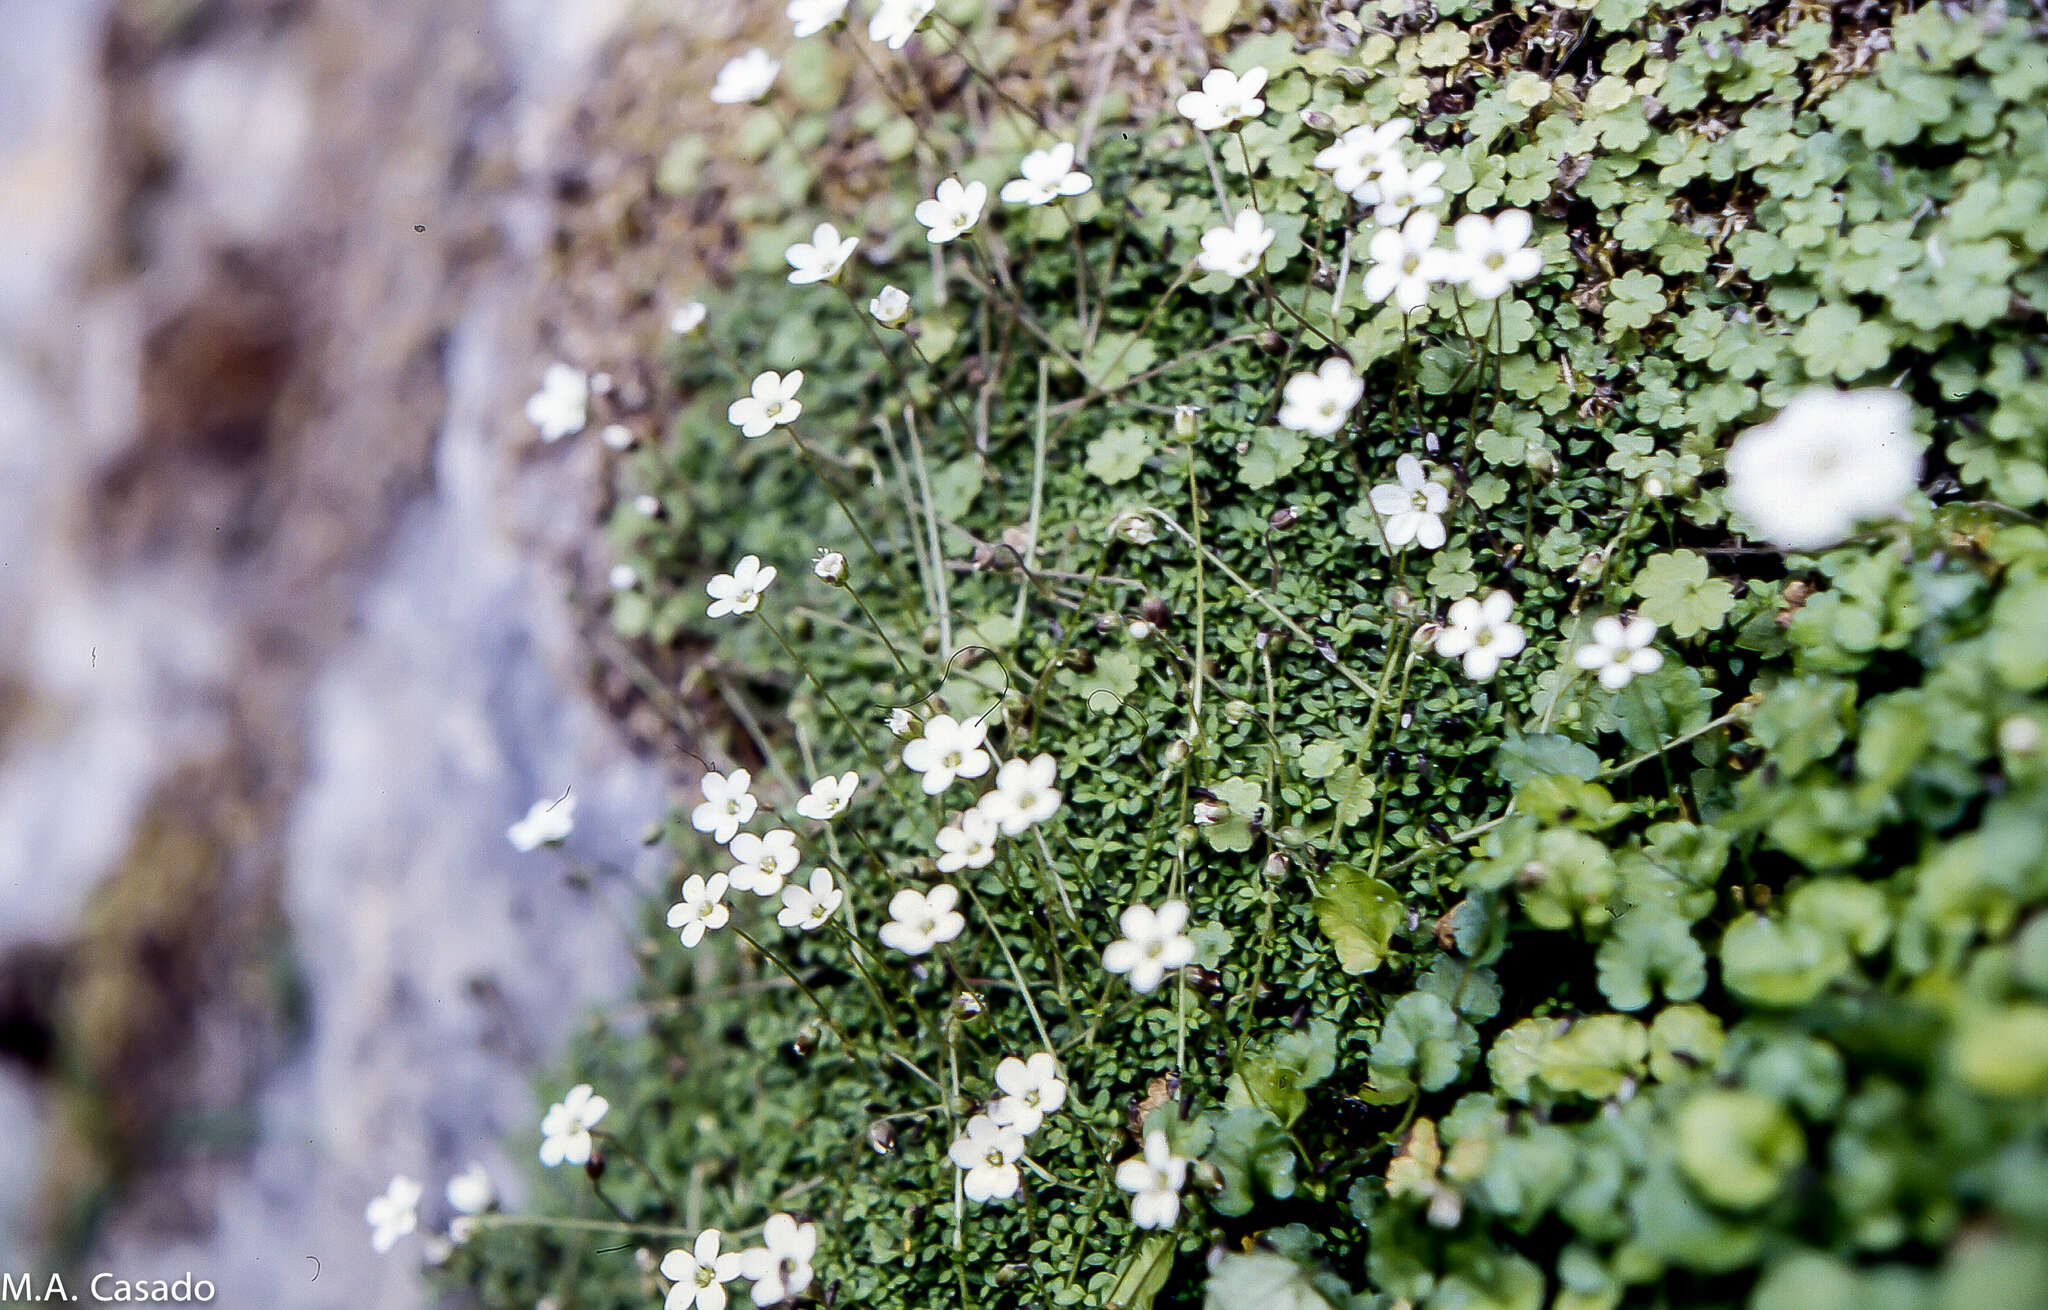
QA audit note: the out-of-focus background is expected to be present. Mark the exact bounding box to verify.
[0,0,706,1303]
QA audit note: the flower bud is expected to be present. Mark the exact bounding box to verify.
[1128,619,1156,641]
[2000,714,2043,755]
[1193,798,1227,826]
[1525,442,1557,477]
[1109,510,1157,544]
[869,284,912,327]
[1298,108,1334,132]
[812,549,848,584]
[1642,475,1666,499]
[1164,737,1191,766]
[1269,505,1299,530]
[633,493,663,518]
[885,706,918,738]
[1174,405,1202,438]
[1223,699,1254,724]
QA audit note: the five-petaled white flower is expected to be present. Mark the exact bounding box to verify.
[867,0,934,48]
[1176,67,1267,132]
[879,883,965,956]
[787,0,847,38]
[1115,1130,1189,1229]
[526,362,588,442]
[1364,212,1449,316]
[915,176,987,244]
[1445,210,1544,300]
[935,808,1000,873]
[692,768,758,844]
[1102,900,1195,994]
[988,1052,1068,1135]
[1195,210,1277,281]
[661,1229,746,1310]
[868,284,911,327]
[539,1083,608,1167]
[778,868,844,931]
[949,1113,1027,1202]
[1360,155,1445,227]
[1277,357,1364,436]
[668,873,733,948]
[366,1175,422,1254]
[1000,143,1092,206]
[1313,118,1410,194]
[1724,387,1922,551]
[507,792,576,852]
[706,554,777,618]
[1574,615,1665,690]
[740,1213,818,1306]
[710,48,779,104]
[1434,590,1527,681]
[1368,454,1450,551]
[727,828,801,896]
[446,1162,494,1217]
[728,369,804,437]
[900,713,991,793]
[785,222,858,285]
[979,753,1061,835]
[670,300,708,335]
[796,770,858,821]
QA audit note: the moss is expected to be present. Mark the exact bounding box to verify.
[450,2,2048,1308]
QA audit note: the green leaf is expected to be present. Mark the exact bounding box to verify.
[1205,1105,1298,1215]
[1632,550,1735,638]
[1107,1234,1177,1310]
[1085,425,1153,484]
[1369,992,1478,1098]
[1314,865,1402,974]
[1201,776,1265,853]
[1496,733,1603,784]
[1676,1090,1805,1208]
[1204,1251,1336,1310]
[1240,427,1309,489]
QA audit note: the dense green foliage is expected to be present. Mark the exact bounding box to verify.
[447,1,2048,1307]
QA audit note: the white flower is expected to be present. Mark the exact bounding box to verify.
[949,1113,1026,1202]
[1110,510,1157,545]
[711,48,779,104]
[1115,1130,1189,1230]
[868,285,911,327]
[728,828,801,896]
[661,1229,745,1310]
[778,868,844,931]
[609,563,640,591]
[915,177,987,244]
[601,423,637,451]
[788,0,848,37]
[446,1162,494,1216]
[1434,590,1527,681]
[879,883,965,956]
[1363,212,1449,316]
[692,768,758,844]
[867,0,934,48]
[667,873,733,948]
[739,1214,818,1306]
[884,707,916,738]
[900,713,991,793]
[1313,119,1409,194]
[669,300,708,335]
[1444,210,1543,300]
[785,221,859,285]
[727,369,804,437]
[636,493,664,517]
[812,548,848,582]
[1368,454,1450,551]
[525,363,588,442]
[1724,388,1922,551]
[539,1084,609,1167]
[1102,900,1195,994]
[1000,143,1092,206]
[706,554,777,618]
[988,1052,1068,1135]
[796,770,858,820]
[1360,155,1445,226]
[1176,67,1267,132]
[1195,210,1277,280]
[507,793,576,852]
[1573,615,1665,690]
[1277,357,1364,436]
[366,1175,422,1254]
[935,808,1000,873]
[979,753,1060,835]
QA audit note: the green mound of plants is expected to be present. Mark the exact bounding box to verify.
[435,1,2048,1307]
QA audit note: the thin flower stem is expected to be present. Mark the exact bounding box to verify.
[468,1213,699,1240]
[753,611,891,779]
[592,1131,681,1213]
[786,428,912,597]
[930,14,1044,131]
[957,878,1056,1052]
[1012,361,1051,630]
[828,919,910,1043]
[1234,128,1262,215]
[845,580,917,679]
[902,406,954,658]
[841,282,983,457]
[730,924,859,1056]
